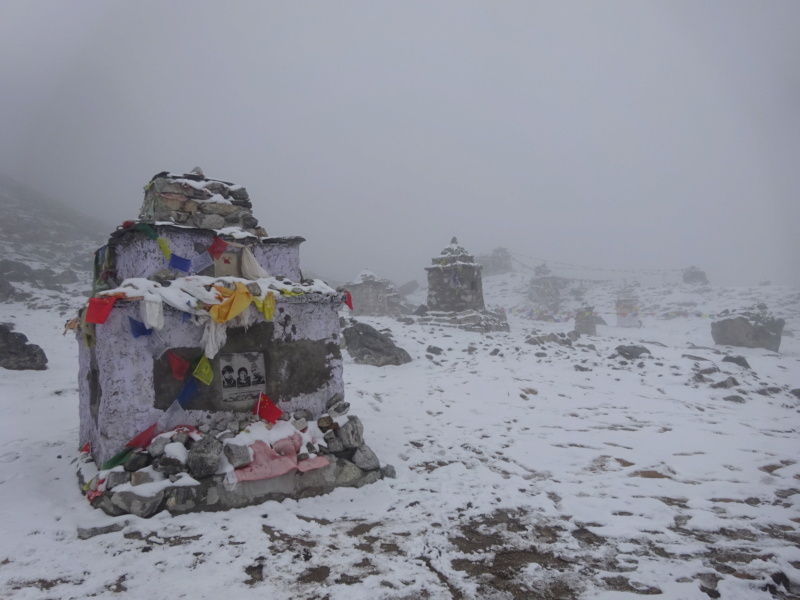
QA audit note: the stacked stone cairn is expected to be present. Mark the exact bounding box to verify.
[80,399,393,518]
[138,167,268,237]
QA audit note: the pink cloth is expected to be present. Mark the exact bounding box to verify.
[234,435,330,482]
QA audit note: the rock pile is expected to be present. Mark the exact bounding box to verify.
[416,309,510,333]
[0,323,47,370]
[138,168,267,237]
[342,321,412,366]
[81,402,392,518]
[711,314,784,352]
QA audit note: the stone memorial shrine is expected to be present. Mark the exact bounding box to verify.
[341,270,395,317]
[419,238,508,333]
[75,169,390,518]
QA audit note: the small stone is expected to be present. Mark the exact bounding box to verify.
[338,416,364,449]
[616,345,651,360]
[105,469,131,490]
[318,415,334,431]
[147,437,169,458]
[297,453,310,462]
[326,393,344,409]
[172,432,189,446]
[149,268,176,284]
[352,445,380,471]
[293,418,308,431]
[226,421,240,433]
[110,490,165,518]
[77,520,129,540]
[278,412,291,421]
[245,283,262,297]
[123,452,149,472]
[293,409,313,421]
[198,424,211,434]
[426,345,443,355]
[723,395,746,403]
[306,442,318,454]
[722,355,751,369]
[131,468,161,486]
[187,435,223,479]
[535,352,547,358]
[322,430,344,454]
[223,443,252,469]
[329,402,350,417]
[711,376,739,389]
[380,464,397,479]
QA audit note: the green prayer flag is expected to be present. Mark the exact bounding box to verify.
[100,447,132,471]
[135,223,159,240]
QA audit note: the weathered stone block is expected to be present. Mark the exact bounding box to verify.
[187,435,223,479]
[352,445,380,471]
[338,416,364,449]
[110,490,165,519]
[223,443,252,469]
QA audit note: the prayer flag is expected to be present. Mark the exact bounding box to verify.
[157,238,172,259]
[209,282,253,323]
[126,423,157,449]
[100,448,132,471]
[191,251,214,273]
[176,377,198,408]
[80,442,90,454]
[167,350,191,380]
[135,223,159,240]
[207,236,228,260]
[168,253,192,273]
[253,393,282,424]
[344,291,353,310]
[263,292,275,320]
[85,296,118,324]
[129,316,153,338]
[193,355,213,385]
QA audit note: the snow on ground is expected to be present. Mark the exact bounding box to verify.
[0,274,799,599]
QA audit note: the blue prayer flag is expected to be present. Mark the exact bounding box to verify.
[129,316,153,338]
[169,253,192,273]
[176,377,198,408]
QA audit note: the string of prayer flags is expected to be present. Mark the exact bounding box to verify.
[168,253,192,273]
[193,355,214,385]
[344,290,353,310]
[176,377,199,408]
[157,237,172,259]
[129,316,153,338]
[125,423,158,449]
[85,296,118,324]
[253,393,282,424]
[100,447,133,471]
[207,236,228,260]
[209,282,253,323]
[191,251,214,273]
[167,350,191,380]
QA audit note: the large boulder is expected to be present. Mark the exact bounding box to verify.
[342,322,412,366]
[711,316,784,352]
[0,323,48,370]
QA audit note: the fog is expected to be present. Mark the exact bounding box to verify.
[2,1,799,287]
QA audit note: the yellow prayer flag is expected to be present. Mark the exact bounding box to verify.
[157,238,172,259]
[263,292,275,320]
[280,289,303,297]
[193,355,213,385]
[209,282,253,323]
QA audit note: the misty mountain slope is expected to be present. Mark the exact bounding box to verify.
[0,173,108,313]
[0,273,798,599]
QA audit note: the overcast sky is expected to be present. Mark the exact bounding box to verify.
[1,1,798,287]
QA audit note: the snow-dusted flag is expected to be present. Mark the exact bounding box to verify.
[128,317,153,338]
[207,236,228,260]
[191,251,214,273]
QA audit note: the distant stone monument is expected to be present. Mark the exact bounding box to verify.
[616,289,641,328]
[574,306,597,336]
[342,270,394,317]
[425,237,485,312]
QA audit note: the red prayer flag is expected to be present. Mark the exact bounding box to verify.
[253,393,283,424]
[207,236,229,260]
[85,296,118,324]
[80,442,90,453]
[126,423,158,449]
[167,350,191,380]
[344,291,353,310]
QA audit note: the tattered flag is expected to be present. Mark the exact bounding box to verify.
[85,296,118,324]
